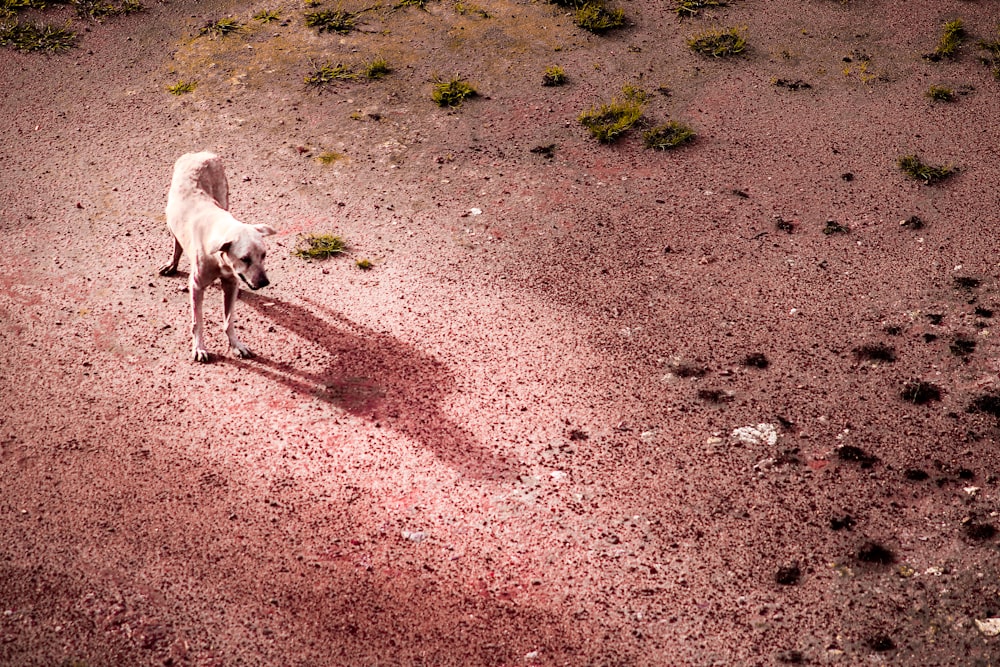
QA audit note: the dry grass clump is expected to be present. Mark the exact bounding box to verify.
[432,77,477,107]
[294,234,347,259]
[675,0,725,17]
[579,85,646,143]
[305,9,358,33]
[924,18,965,61]
[166,80,197,94]
[688,26,746,57]
[897,154,955,184]
[542,65,566,86]
[643,121,695,150]
[0,19,76,51]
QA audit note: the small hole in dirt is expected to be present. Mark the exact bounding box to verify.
[868,635,895,652]
[674,362,707,378]
[858,542,895,565]
[975,306,994,318]
[957,468,974,480]
[853,343,896,362]
[901,215,923,229]
[775,218,795,234]
[923,333,938,343]
[926,314,944,325]
[904,468,929,481]
[697,389,733,404]
[742,352,769,369]
[950,337,977,357]
[840,172,854,182]
[884,325,902,336]
[568,429,589,441]
[965,523,998,541]
[837,445,878,468]
[900,380,942,405]
[968,392,1000,418]
[830,515,855,531]
[775,565,801,585]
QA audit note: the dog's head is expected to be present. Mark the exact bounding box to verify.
[217,223,276,290]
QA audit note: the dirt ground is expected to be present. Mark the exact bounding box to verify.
[2,0,1000,664]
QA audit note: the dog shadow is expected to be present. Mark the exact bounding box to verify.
[231,291,518,481]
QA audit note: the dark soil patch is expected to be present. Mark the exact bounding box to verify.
[742,352,769,369]
[852,343,896,362]
[900,380,942,405]
[837,445,878,468]
[904,468,929,481]
[774,565,801,585]
[949,337,976,357]
[830,515,856,531]
[965,523,998,541]
[857,542,895,565]
[968,392,1000,418]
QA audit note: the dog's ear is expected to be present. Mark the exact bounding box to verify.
[218,241,232,254]
[254,224,277,237]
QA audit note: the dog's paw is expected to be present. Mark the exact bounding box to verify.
[232,344,253,359]
[192,348,210,363]
[158,264,178,276]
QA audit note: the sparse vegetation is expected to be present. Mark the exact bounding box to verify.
[574,2,624,34]
[675,0,724,18]
[925,85,955,101]
[166,80,197,95]
[643,121,696,150]
[897,154,955,184]
[431,77,477,107]
[978,30,1000,78]
[397,0,428,8]
[316,151,344,164]
[305,62,357,86]
[305,9,358,33]
[924,18,965,61]
[823,220,849,235]
[74,0,143,20]
[200,17,241,37]
[0,20,76,51]
[542,65,566,86]
[773,78,811,90]
[253,9,280,22]
[294,233,346,259]
[364,57,391,79]
[455,1,489,17]
[688,26,746,57]
[356,258,373,270]
[579,85,646,143]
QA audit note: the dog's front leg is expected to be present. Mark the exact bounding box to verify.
[189,275,210,362]
[221,274,252,358]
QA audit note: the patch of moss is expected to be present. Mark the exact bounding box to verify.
[925,85,955,101]
[454,1,489,17]
[166,80,197,94]
[542,65,566,86]
[431,77,477,107]
[0,20,76,51]
[316,151,344,164]
[305,9,358,33]
[897,154,955,184]
[294,234,346,259]
[305,62,357,86]
[688,26,746,57]
[200,17,241,37]
[643,121,695,150]
[924,18,965,61]
[356,258,373,270]
[574,2,624,34]
[578,86,646,143]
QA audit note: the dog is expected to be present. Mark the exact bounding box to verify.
[159,151,275,362]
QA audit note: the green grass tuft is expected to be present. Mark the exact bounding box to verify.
[688,26,746,57]
[579,86,646,143]
[675,0,725,17]
[0,20,77,51]
[574,2,624,34]
[305,9,358,33]
[925,18,964,61]
[364,57,391,79]
[925,85,955,101]
[305,62,356,86]
[397,0,428,8]
[253,9,280,22]
[643,121,696,150]
[542,65,566,86]
[356,258,373,270]
[897,154,955,184]
[166,80,197,94]
[200,17,241,37]
[432,77,477,107]
[294,234,347,259]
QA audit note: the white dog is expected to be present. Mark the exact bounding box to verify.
[159,151,275,362]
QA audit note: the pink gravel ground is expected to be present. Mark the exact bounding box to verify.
[2,0,1000,664]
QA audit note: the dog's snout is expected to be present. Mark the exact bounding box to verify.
[257,277,270,290]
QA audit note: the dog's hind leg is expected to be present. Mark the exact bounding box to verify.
[159,236,183,276]
[221,274,252,358]
[190,276,210,362]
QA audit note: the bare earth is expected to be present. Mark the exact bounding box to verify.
[3,0,1000,664]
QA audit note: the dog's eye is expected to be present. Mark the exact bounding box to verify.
[241,255,251,264]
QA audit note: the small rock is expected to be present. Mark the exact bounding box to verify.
[731,423,779,447]
[975,618,1000,636]
[402,531,427,543]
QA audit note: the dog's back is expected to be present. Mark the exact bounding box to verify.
[167,151,229,212]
